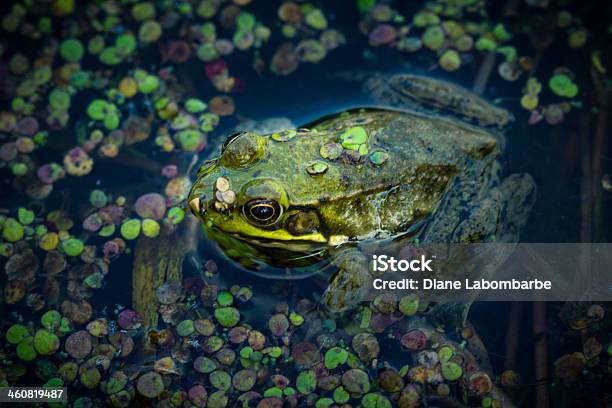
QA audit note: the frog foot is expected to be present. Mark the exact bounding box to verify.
[322,250,370,313]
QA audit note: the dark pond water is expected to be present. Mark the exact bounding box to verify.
[1,0,611,407]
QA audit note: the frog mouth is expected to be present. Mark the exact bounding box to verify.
[223,229,331,269]
[228,231,327,255]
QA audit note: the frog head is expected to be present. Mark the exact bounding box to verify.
[188,130,329,269]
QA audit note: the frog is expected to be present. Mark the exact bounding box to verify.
[187,75,535,314]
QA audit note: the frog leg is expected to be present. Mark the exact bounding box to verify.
[495,173,536,243]
[427,174,535,328]
[321,249,371,313]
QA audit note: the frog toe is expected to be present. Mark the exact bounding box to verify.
[322,267,368,313]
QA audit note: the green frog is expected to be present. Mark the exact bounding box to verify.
[188,75,535,313]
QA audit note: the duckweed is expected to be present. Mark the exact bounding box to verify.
[17,208,34,225]
[41,310,61,330]
[176,320,195,337]
[33,330,60,355]
[210,370,232,390]
[398,295,419,316]
[232,369,256,391]
[296,370,317,394]
[324,347,348,369]
[549,73,578,98]
[16,337,37,361]
[306,161,329,175]
[120,219,141,240]
[441,361,463,381]
[217,290,234,306]
[362,393,392,408]
[2,218,24,242]
[142,219,160,238]
[61,238,84,256]
[215,307,240,327]
[333,386,350,403]
[6,324,30,344]
[60,38,84,62]
[0,1,601,406]
[320,143,342,159]
[137,372,164,398]
[342,369,370,394]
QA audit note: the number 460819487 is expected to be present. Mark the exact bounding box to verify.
[1,387,66,402]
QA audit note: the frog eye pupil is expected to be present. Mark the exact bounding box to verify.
[244,199,281,225]
[251,204,273,220]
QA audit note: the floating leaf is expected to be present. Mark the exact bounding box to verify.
[87,100,109,120]
[33,329,60,355]
[232,369,256,392]
[142,219,160,238]
[333,386,350,403]
[17,208,34,225]
[305,9,327,30]
[60,38,84,62]
[362,393,392,408]
[215,307,240,328]
[398,295,419,316]
[61,238,84,257]
[186,98,207,113]
[2,218,24,242]
[194,356,216,374]
[65,330,92,359]
[176,320,195,337]
[137,372,164,398]
[422,26,445,51]
[324,347,348,369]
[16,337,37,361]
[41,310,61,330]
[320,143,342,159]
[400,329,427,350]
[268,314,289,336]
[296,370,317,394]
[439,49,461,72]
[103,371,128,395]
[441,361,463,381]
[340,126,367,149]
[549,74,578,98]
[369,151,389,165]
[271,129,297,142]
[493,23,511,42]
[210,370,232,391]
[306,161,329,175]
[341,369,370,394]
[6,324,30,344]
[521,94,539,111]
[120,219,141,240]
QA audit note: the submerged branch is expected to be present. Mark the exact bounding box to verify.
[533,301,549,408]
[472,52,497,96]
[132,216,198,329]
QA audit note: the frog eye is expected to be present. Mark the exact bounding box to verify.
[244,199,282,226]
[222,131,245,152]
[220,131,267,169]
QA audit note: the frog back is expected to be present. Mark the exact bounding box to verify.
[265,109,500,240]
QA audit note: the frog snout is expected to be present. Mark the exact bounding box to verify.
[189,197,205,216]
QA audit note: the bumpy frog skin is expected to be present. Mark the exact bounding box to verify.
[188,77,535,313]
